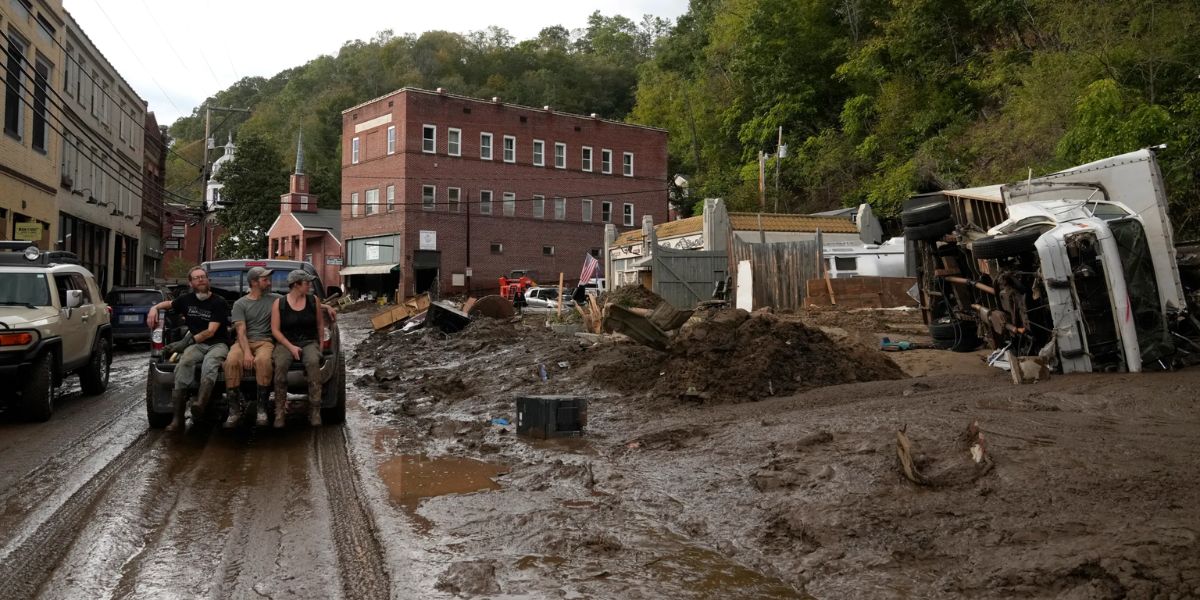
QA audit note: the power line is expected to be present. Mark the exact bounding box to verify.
[83,0,183,115]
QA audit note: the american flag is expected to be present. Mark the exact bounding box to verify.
[579,253,600,285]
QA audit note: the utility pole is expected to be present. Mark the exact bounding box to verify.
[198,105,252,262]
[758,150,766,210]
[774,126,784,213]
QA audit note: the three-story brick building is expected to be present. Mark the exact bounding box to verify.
[339,87,668,298]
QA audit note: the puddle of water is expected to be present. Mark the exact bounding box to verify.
[378,454,508,528]
[645,545,813,599]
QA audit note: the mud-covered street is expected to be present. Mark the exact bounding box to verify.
[3,305,1200,599]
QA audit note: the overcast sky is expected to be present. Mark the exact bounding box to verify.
[61,0,690,127]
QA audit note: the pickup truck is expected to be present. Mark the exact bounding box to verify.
[904,147,1200,373]
[145,259,346,427]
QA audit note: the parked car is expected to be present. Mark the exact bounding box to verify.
[145,259,346,428]
[0,241,112,421]
[106,287,168,347]
[524,286,573,311]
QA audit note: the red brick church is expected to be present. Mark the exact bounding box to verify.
[267,134,343,289]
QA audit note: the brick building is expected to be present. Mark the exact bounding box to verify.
[140,111,166,282]
[339,87,668,298]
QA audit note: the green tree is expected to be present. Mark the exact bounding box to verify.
[214,133,288,259]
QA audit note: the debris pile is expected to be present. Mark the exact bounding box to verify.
[600,284,664,309]
[592,309,906,402]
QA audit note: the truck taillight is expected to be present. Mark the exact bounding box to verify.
[321,326,331,351]
[151,310,164,352]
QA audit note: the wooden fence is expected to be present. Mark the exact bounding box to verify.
[730,236,822,312]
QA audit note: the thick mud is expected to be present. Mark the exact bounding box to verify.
[354,304,1200,598]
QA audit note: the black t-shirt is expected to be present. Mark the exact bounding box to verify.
[171,293,230,344]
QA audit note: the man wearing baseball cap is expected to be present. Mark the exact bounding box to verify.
[223,266,281,428]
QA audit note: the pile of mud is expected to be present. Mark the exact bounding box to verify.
[592,309,906,402]
[600,284,664,309]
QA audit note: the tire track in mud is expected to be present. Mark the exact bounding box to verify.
[317,425,390,600]
[0,431,154,600]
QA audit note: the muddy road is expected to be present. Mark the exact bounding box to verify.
[4,306,1200,599]
[0,337,401,600]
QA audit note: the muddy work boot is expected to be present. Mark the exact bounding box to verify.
[307,380,323,427]
[166,389,188,432]
[273,387,287,429]
[255,386,271,428]
[223,388,243,429]
[193,378,217,420]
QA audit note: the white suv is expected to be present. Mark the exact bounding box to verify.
[0,242,112,421]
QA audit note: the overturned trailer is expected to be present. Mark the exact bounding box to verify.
[903,147,1200,373]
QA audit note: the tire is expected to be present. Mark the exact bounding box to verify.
[22,353,54,422]
[905,217,955,241]
[321,355,346,425]
[973,226,1050,260]
[79,337,111,395]
[902,197,951,226]
[929,319,980,352]
[146,374,172,429]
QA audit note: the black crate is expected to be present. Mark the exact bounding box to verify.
[516,395,587,439]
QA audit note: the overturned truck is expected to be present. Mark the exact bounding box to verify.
[904,147,1200,373]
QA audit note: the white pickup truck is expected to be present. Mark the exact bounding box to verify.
[903,146,1200,373]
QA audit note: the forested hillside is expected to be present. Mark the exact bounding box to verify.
[167,1,1200,243]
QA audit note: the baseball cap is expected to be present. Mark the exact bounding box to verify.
[247,266,272,280]
[286,269,316,286]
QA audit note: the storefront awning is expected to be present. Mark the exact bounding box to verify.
[339,264,399,276]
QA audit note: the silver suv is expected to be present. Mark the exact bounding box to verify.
[0,241,112,421]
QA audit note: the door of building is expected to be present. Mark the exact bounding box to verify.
[412,250,440,296]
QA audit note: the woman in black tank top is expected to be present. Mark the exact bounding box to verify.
[271,270,326,427]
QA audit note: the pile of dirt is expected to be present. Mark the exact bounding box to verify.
[600,284,664,309]
[592,309,906,402]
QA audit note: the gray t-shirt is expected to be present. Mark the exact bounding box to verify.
[232,292,281,342]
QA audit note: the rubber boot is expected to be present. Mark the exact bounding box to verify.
[166,389,188,432]
[273,385,287,429]
[223,388,243,429]
[193,378,216,420]
[255,385,271,427]
[308,379,323,427]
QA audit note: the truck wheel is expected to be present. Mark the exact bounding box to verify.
[905,217,955,241]
[930,319,981,352]
[79,337,111,395]
[145,373,172,429]
[321,355,346,425]
[22,353,54,422]
[901,196,951,226]
[973,226,1050,260]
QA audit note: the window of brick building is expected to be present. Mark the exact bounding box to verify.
[299,195,309,210]
[601,201,612,223]
[479,189,493,215]
[543,245,555,256]
[351,192,360,217]
[554,197,565,220]
[601,149,612,174]
[581,146,592,172]
[366,188,379,215]
[5,33,27,139]
[422,185,436,210]
[448,187,461,212]
[532,195,545,219]
[387,125,395,155]
[490,242,503,254]
[554,142,566,169]
[503,136,515,163]
[623,152,634,177]
[351,137,359,164]
[532,139,544,166]
[503,192,515,216]
[623,202,635,226]
[31,57,50,153]
[448,128,461,156]
[386,184,395,211]
[581,198,592,222]
[422,124,436,153]
[480,132,493,160]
